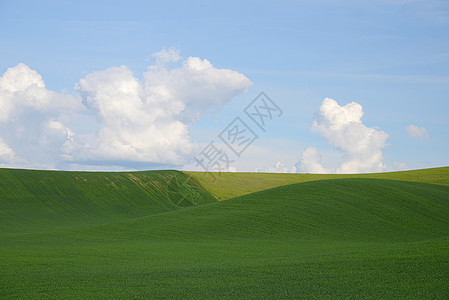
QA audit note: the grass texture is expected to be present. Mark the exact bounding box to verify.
[0,167,448,298]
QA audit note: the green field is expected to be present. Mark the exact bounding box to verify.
[186,166,449,200]
[1,167,449,298]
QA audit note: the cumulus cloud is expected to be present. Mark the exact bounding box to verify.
[0,63,83,168]
[406,125,428,139]
[73,52,252,165]
[73,65,191,164]
[144,55,252,123]
[0,63,82,122]
[296,146,331,174]
[298,98,389,174]
[0,49,252,169]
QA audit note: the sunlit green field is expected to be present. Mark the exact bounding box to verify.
[185,166,449,200]
[1,168,448,298]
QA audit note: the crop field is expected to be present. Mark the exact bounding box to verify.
[185,166,449,200]
[1,167,448,298]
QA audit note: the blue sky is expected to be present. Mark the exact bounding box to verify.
[0,0,448,172]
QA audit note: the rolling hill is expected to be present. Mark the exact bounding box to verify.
[186,166,449,200]
[0,167,448,298]
[0,168,216,234]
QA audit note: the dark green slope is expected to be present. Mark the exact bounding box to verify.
[1,178,448,298]
[87,178,449,242]
[0,169,216,234]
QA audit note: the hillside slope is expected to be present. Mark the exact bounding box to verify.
[1,178,448,298]
[0,168,216,234]
[94,178,449,242]
[185,166,449,200]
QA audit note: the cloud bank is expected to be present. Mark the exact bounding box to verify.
[297,98,389,174]
[0,49,252,169]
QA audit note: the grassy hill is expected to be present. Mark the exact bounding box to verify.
[185,166,449,200]
[1,167,448,298]
[0,168,216,234]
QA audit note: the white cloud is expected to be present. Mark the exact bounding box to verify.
[73,65,191,165]
[0,49,252,169]
[298,98,389,174]
[0,138,15,162]
[267,161,297,173]
[73,52,252,165]
[406,125,428,139]
[152,47,181,64]
[0,63,82,122]
[0,63,84,169]
[144,55,252,123]
[296,146,331,174]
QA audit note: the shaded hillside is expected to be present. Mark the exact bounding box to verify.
[0,169,216,234]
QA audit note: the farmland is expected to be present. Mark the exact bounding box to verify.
[1,167,448,298]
